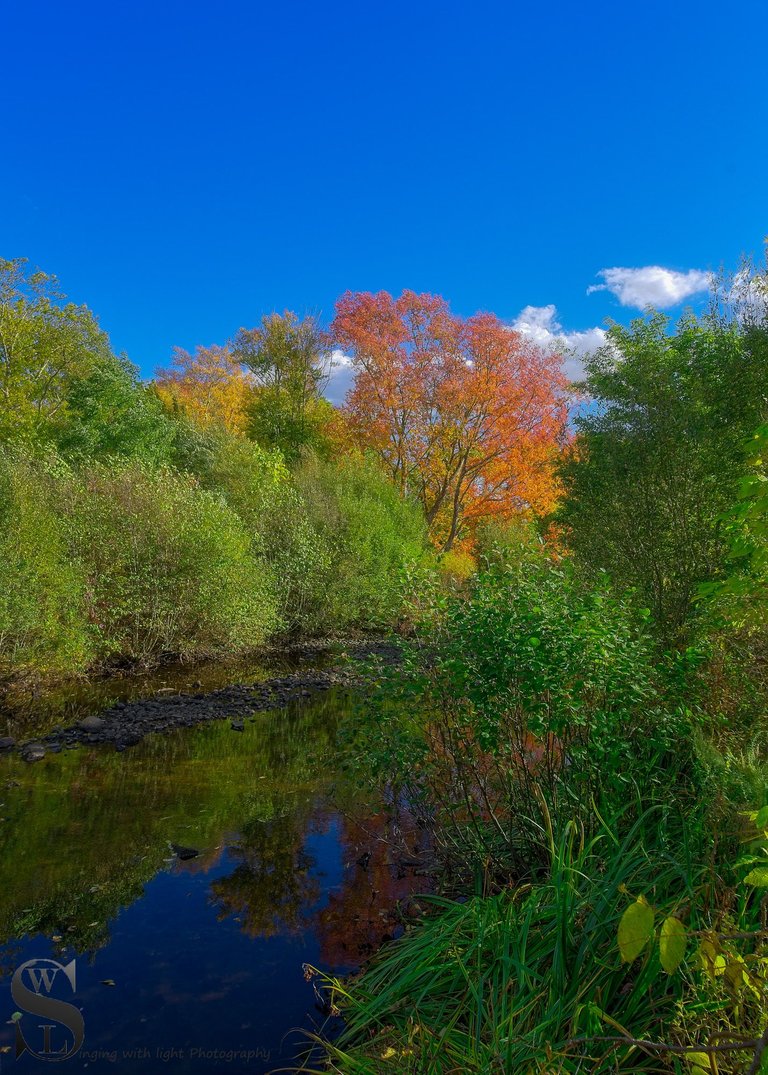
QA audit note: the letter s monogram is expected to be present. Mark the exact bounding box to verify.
[11,959,84,1061]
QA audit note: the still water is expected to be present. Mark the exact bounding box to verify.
[0,680,415,1073]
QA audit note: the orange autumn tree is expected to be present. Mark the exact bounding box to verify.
[154,344,253,433]
[333,290,568,551]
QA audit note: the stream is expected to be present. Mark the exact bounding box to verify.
[0,658,419,1073]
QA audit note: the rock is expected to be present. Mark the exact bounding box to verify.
[21,743,46,763]
[230,720,244,732]
[0,737,15,753]
[79,715,106,732]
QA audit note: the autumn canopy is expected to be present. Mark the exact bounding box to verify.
[333,290,568,551]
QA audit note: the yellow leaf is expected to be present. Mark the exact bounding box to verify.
[618,896,655,963]
[687,1053,712,1072]
[659,916,687,974]
[743,866,768,887]
[724,955,745,995]
[699,938,727,979]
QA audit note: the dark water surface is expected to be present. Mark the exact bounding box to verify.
[0,677,415,1073]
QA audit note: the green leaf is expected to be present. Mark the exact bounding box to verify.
[743,866,768,887]
[659,916,687,974]
[618,896,655,963]
[755,805,768,829]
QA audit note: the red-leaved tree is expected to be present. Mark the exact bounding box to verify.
[332,290,568,550]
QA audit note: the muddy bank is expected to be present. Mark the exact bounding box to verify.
[1,639,401,762]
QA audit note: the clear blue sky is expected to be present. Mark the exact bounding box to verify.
[2,0,766,386]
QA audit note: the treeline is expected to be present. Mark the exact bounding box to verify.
[0,259,429,682]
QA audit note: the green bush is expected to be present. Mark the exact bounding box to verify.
[295,453,431,631]
[53,352,175,466]
[179,427,333,635]
[343,557,701,877]
[60,463,279,665]
[0,453,90,680]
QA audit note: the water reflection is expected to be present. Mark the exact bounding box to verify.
[0,651,301,740]
[0,691,423,1072]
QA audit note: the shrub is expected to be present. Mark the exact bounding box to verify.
[295,453,431,631]
[473,514,543,567]
[53,353,175,466]
[0,453,90,680]
[59,463,279,665]
[437,547,476,586]
[343,557,701,878]
[175,425,333,634]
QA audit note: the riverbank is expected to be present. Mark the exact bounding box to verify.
[0,638,402,761]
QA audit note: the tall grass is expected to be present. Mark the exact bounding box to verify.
[301,807,765,1075]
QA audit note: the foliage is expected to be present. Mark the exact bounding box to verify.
[303,809,763,1075]
[154,344,254,433]
[614,806,768,1074]
[436,547,476,585]
[0,453,90,680]
[558,311,768,637]
[179,425,332,633]
[0,257,116,446]
[473,513,545,567]
[294,452,432,630]
[232,311,333,461]
[342,557,699,878]
[333,290,567,551]
[702,424,768,630]
[58,462,279,665]
[53,351,175,465]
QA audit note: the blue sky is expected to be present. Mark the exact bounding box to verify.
[2,0,766,399]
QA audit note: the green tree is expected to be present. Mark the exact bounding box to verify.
[558,310,768,636]
[0,257,114,445]
[232,311,332,460]
[54,352,174,465]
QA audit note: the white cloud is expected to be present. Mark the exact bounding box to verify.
[325,349,355,405]
[511,304,606,380]
[587,265,711,308]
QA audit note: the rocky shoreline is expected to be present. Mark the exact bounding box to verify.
[0,639,402,763]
